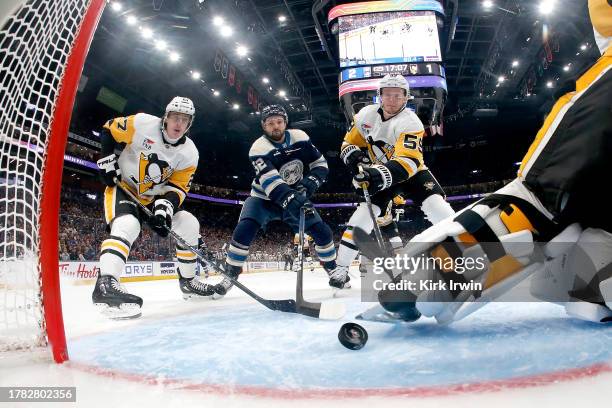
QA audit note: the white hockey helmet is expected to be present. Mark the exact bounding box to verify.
[377,74,413,100]
[166,96,195,117]
[162,96,195,141]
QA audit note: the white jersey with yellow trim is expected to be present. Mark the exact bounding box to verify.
[103,113,198,205]
[341,103,427,178]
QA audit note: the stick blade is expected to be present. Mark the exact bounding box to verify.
[318,301,347,320]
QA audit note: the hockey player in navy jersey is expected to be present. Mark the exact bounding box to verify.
[211,105,341,298]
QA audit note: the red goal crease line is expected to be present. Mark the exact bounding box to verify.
[67,361,612,400]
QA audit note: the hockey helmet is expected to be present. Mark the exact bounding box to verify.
[261,104,288,125]
[162,96,195,141]
[377,74,413,100]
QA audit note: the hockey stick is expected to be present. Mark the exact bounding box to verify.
[356,166,396,281]
[115,183,343,319]
[295,206,346,319]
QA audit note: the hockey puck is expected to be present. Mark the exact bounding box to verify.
[338,322,368,350]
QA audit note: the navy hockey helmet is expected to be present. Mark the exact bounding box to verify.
[261,104,288,125]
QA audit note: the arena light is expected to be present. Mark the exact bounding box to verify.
[278,15,287,22]
[233,103,240,110]
[512,60,519,67]
[262,77,270,84]
[191,71,201,80]
[141,27,153,39]
[169,52,180,62]
[154,40,167,50]
[126,15,137,25]
[563,65,570,71]
[546,81,554,88]
[497,76,505,82]
[214,90,220,96]
[220,26,233,37]
[482,0,493,9]
[213,16,224,26]
[278,89,286,97]
[236,45,248,57]
[539,0,555,15]
[111,2,123,12]
[580,44,587,50]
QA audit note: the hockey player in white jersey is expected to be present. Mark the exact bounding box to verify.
[93,96,213,318]
[327,74,455,288]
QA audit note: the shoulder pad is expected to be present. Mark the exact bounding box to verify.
[287,129,309,143]
[133,112,161,127]
[249,136,274,157]
[396,110,425,132]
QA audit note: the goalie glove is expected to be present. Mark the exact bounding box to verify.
[96,153,121,187]
[149,199,174,238]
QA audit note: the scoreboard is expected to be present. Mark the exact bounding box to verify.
[340,62,445,84]
[328,0,447,131]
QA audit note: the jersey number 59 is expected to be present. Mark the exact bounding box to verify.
[403,134,423,153]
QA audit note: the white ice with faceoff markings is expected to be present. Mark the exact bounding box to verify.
[1,266,611,408]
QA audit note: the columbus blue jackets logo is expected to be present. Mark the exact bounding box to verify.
[278,159,304,185]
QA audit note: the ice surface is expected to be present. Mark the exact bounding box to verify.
[1,268,611,407]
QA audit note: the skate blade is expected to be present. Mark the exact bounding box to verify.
[211,292,226,300]
[182,293,214,301]
[94,303,141,320]
[331,285,352,298]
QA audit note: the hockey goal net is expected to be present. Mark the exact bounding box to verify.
[0,0,104,363]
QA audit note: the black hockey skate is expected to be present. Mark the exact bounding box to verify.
[212,263,241,299]
[178,268,215,300]
[327,265,351,290]
[92,274,143,319]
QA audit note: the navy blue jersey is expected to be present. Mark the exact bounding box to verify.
[249,129,328,202]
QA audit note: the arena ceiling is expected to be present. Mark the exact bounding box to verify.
[71,0,599,190]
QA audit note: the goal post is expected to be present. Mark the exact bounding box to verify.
[0,0,106,363]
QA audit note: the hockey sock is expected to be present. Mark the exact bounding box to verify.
[176,244,197,278]
[337,203,380,267]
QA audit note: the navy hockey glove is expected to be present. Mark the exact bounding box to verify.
[353,164,393,195]
[280,189,310,221]
[296,175,321,198]
[96,153,121,187]
[149,198,174,237]
[343,147,372,175]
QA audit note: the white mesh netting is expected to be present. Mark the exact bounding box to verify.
[0,0,93,352]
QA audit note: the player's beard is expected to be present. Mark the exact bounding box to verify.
[266,129,284,141]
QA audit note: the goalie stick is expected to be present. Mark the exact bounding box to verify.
[116,182,344,320]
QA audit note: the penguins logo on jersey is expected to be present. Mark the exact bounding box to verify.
[136,152,172,194]
[279,159,304,185]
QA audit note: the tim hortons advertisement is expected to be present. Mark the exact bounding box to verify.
[60,262,154,279]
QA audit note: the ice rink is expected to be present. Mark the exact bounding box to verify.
[1,267,611,408]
